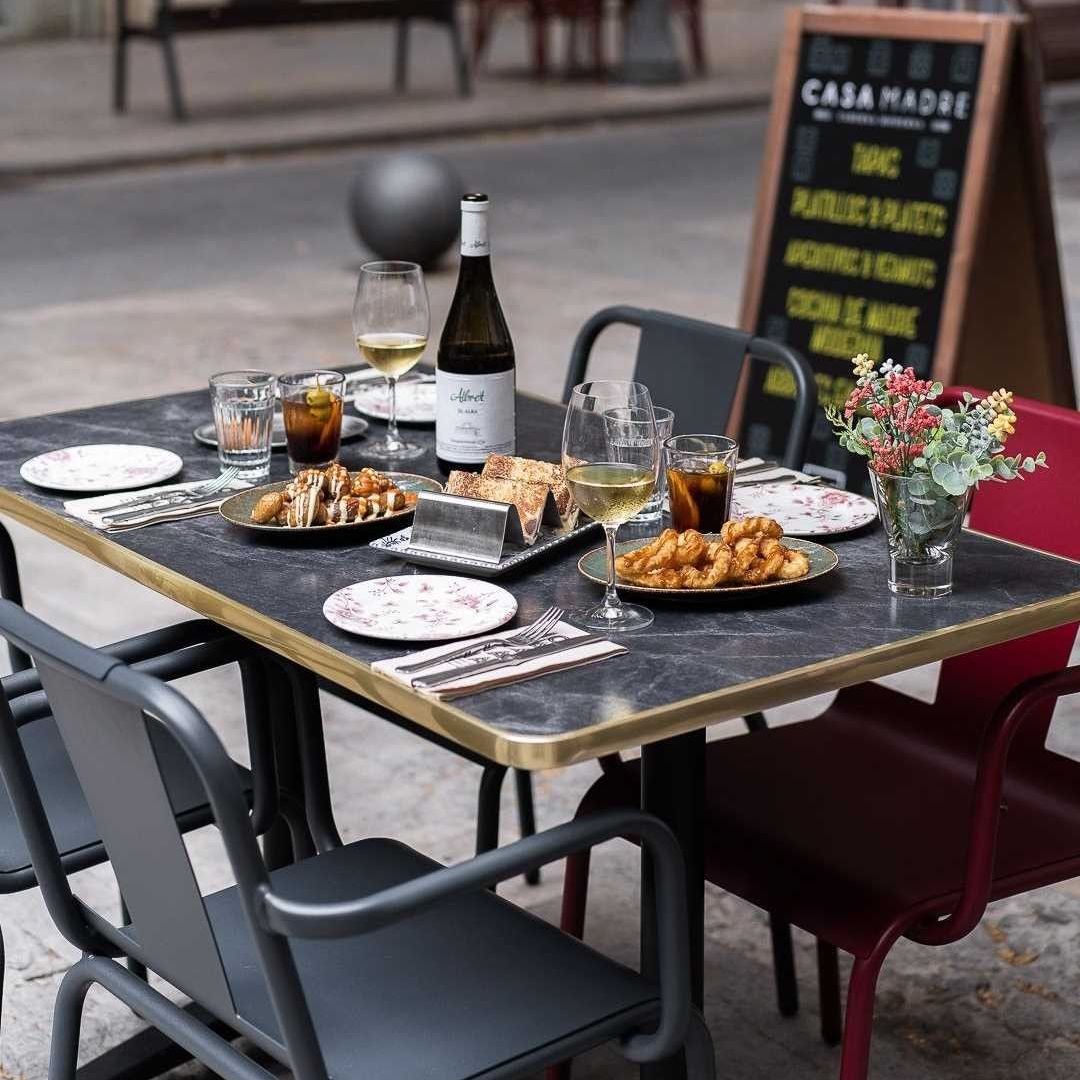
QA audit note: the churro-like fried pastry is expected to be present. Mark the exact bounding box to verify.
[324,462,350,500]
[350,467,392,497]
[251,464,418,528]
[779,548,811,580]
[720,517,783,545]
[614,517,809,589]
[287,469,326,501]
[250,491,285,524]
[285,490,326,528]
[325,496,367,525]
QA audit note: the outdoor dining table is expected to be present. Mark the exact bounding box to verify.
[1,384,1079,1080]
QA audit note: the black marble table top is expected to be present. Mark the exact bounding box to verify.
[1,387,1078,768]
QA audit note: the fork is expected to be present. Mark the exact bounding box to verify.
[100,468,240,525]
[396,605,564,677]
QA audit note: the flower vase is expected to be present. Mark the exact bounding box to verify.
[868,470,970,598]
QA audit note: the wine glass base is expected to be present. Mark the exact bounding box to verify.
[364,437,427,462]
[575,601,653,633]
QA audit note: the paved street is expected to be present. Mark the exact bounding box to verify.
[0,0,781,177]
[1,111,1080,1078]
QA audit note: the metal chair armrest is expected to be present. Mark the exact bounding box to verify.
[257,807,690,1063]
[911,662,1080,946]
[562,305,647,403]
[6,631,280,835]
[1,618,224,702]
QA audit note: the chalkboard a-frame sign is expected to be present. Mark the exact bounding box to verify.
[737,6,1073,489]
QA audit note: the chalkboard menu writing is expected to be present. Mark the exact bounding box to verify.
[746,29,982,487]
[738,8,1072,489]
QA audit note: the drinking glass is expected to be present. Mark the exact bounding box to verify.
[279,370,345,475]
[209,370,276,480]
[616,405,673,527]
[665,434,739,533]
[563,381,660,632]
[352,261,429,462]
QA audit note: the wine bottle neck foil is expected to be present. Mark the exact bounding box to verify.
[460,198,490,257]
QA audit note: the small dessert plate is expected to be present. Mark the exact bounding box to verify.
[732,483,877,537]
[323,575,518,642]
[20,444,184,493]
[354,379,436,425]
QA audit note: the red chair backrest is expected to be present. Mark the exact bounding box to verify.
[933,387,1080,753]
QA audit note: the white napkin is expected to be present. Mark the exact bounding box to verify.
[374,621,627,700]
[64,478,250,532]
[735,457,821,486]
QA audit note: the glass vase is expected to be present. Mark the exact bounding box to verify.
[868,470,970,598]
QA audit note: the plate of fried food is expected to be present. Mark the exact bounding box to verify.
[578,517,838,596]
[219,463,442,533]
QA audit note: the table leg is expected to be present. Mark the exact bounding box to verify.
[640,729,705,1080]
[261,660,315,869]
[619,0,683,85]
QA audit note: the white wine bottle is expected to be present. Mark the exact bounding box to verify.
[436,193,516,474]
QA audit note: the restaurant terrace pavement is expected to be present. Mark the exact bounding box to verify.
[2,112,1080,1077]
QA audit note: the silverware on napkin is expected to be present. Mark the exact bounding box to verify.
[396,605,564,677]
[411,633,609,691]
[101,495,231,530]
[100,469,240,526]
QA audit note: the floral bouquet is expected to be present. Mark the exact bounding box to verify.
[826,355,1047,596]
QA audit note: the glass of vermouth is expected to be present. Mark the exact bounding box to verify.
[279,370,346,475]
[209,370,276,480]
[563,381,660,632]
[665,435,738,533]
[352,261,429,461]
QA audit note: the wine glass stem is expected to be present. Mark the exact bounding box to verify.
[385,375,400,448]
[601,524,623,614]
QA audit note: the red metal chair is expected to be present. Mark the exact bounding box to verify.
[472,0,705,79]
[555,389,1080,1080]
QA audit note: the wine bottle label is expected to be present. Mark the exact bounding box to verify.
[436,369,516,462]
[460,201,490,257]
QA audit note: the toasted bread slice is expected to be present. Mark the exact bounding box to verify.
[482,454,579,530]
[445,471,549,544]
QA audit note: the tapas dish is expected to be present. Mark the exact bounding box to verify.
[219,465,442,533]
[578,517,838,596]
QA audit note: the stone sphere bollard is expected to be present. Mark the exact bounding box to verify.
[348,153,463,268]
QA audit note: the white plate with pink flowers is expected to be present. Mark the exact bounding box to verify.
[353,379,436,425]
[20,444,184,493]
[323,575,518,642]
[732,482,878,538]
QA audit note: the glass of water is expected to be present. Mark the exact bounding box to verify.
[209,370,276,480]
[617,406,673,527]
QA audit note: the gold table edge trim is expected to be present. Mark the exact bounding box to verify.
[2,489,1079,771]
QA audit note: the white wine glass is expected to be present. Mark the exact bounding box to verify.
[352,260,429,461]
[563,381,660,632]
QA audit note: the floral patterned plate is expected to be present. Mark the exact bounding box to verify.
[732,482,878,537]
[353,379,436,425]
[323,575,518,642]
[20,444,184,493]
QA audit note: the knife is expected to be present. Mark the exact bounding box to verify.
[101,494,229,527]
[411,633,611,691]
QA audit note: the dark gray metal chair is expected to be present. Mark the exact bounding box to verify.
[562,304,817,471]
[557,305,820,1032]
[0,601,716,1080]
[0,618,291,1046]
[0,523,28,674]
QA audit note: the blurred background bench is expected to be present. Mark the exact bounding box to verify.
[114,0,471,120]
